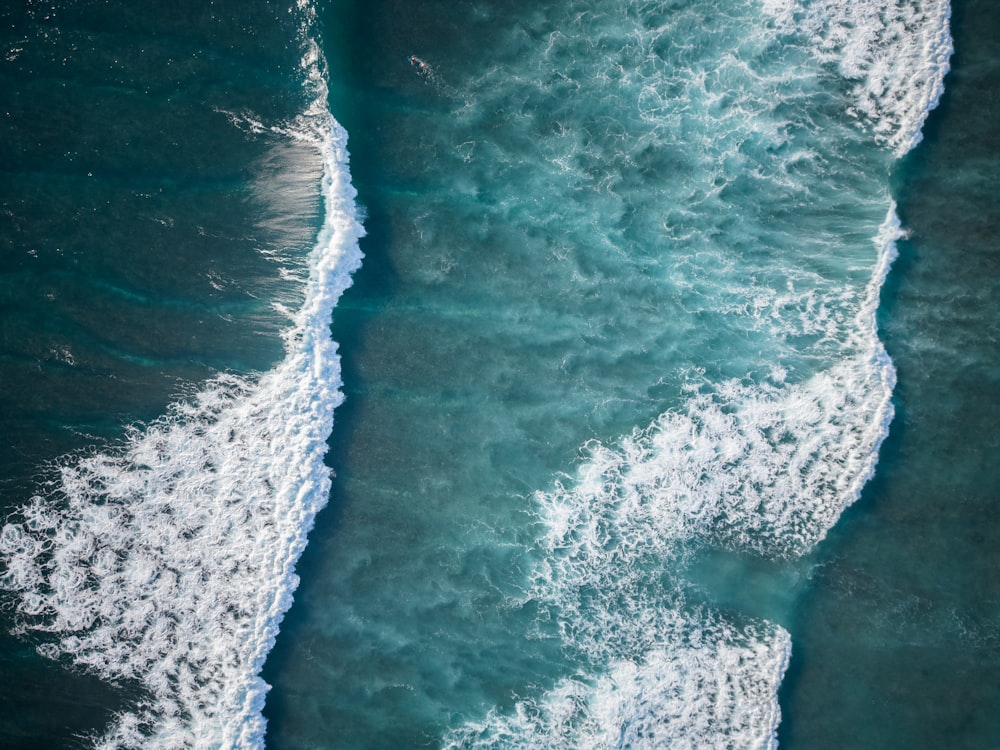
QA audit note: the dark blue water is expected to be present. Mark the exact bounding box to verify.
[1,0,997,748]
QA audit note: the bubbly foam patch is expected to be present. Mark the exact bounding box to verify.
[444,621,790,750]
[446,205,901,747]
[537,210,900,582]
[0,30,364,750]
[762,0,952,156]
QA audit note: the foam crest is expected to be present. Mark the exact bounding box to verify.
[763,0,952,155]
[537,205,898,630]
[0,23,364,750]
[445,623,789,750]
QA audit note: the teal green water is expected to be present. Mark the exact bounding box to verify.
[262,0,950,748]
[0,0,316,481]
[1,0,996,747]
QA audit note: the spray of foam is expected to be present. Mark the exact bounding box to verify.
[445,621,790,750]
[0,30,364,750]
[537,210,901,578]
[761,0,953,156]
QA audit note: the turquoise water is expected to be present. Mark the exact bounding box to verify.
[2,0,997,748]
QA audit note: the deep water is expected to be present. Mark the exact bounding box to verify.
[0,1,325,745]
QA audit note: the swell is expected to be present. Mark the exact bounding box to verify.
[0,13,364,750]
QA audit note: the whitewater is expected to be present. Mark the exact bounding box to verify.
[0,0,952,748]
[0,8,365,747]
[444,0,952,747]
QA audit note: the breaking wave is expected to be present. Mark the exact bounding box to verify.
[762,0,952,155]
[0,14,364,749]
[445,0,950,746]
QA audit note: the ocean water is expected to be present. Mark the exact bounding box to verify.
[1,0,995,748]
[778,1,1000,746]
[0,2,364,746]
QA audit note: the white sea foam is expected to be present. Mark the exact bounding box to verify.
[762,0,953,156]
[0,23,364,750]
[537,208,900,573]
